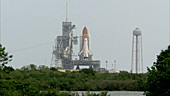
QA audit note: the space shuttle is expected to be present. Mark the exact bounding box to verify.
[78,27,93,60]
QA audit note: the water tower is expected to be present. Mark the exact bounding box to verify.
[131,28,143,73]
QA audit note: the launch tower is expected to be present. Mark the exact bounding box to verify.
[51,4,78,69]
[51,21,77,69]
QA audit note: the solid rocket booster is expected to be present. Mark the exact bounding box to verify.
[78,27,93,59]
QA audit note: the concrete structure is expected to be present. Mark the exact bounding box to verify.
[131,28,143,73]
[73,60,100,70]
[108,69,120,73]
[58,69,80,72]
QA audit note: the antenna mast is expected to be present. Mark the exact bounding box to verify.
[66,2,68,21]
[0,0,1,43]
[169,0,170,44]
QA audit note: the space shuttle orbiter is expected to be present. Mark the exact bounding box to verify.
[78,27,93,60]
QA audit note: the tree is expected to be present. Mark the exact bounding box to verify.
[145,46,170,96]
[3,66,14,74]
[38,65,49,70]
[80,69,96,76]
[0,44,13,67]
[21,64,37,70]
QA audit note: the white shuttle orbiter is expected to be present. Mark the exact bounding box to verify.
[78,27,93,60]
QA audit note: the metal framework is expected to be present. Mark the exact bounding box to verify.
[51,21,77,69]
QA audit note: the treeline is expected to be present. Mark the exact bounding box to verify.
[0,64,147,95]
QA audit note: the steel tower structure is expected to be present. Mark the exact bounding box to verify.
[51,20,77,69]
[51,4,78,69]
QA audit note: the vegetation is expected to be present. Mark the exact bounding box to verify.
[145,46,170,96]
[0,64,147,95]
[0,44,13,67]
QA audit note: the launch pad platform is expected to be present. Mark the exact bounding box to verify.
[72,60,100,70]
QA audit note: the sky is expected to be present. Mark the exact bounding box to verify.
[1,0,170,73]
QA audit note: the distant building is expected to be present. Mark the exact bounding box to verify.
[108,69,120,73]
[98,68,107,73]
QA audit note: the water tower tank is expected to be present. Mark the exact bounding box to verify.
[133,28,141,36]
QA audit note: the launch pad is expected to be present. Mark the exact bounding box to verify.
[73,60,100,70]
[51,8,100,70]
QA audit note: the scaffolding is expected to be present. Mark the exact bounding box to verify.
[51,21,77,69]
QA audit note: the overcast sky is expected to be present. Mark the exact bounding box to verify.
[1,0,169,72]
